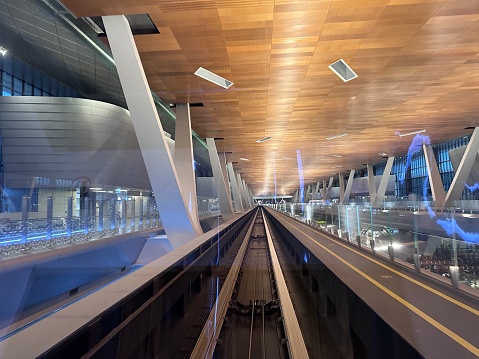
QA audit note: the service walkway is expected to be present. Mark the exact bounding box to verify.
[264,207,479,359]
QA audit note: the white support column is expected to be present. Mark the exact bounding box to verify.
[444,127,479,207]
[243,179,251,209]
[343,170,355,204]
[325,177,334,200]
[313,182,320,200]
[306,185,311,202]
[373,157,395,207]
[423,144,446,206]
[339,174,345,204]
[102,15,202,247]
[293,190,298,203]
[227,162,244,212]
[237,173,249,209]
[206,138,235,221]
[218,153,232,204]
[247,185,253,208]
[173,103,201,228]
[320,180,327,199]
[367,164,377,205]
[243,179,252,208]
[248,188,255,207]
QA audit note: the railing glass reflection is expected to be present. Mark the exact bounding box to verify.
[0,174,220,260]
[269,202,479,293]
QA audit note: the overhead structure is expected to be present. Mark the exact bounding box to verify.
[56,0,479,198]
[102,15,202,247]
[227,162,244,213]
[173,103,201,227]
[343,170,355,204]
[423,144,447,206]
[206,138,235,221]
[443,127,479,208]
[372,157,395,207]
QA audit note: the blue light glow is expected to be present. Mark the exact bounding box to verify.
[398,133,479,243]
[465,183,479,192]
[436,217,479,242]
[399,134,430,184]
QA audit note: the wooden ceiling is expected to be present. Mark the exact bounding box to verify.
[60,0,479,196]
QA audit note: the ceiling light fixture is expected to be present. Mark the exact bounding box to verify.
[0,46,7,56]
[256,136,272,143]
[282,157,293,160]
[332,165,343,168]
[332,154,343,158]
[326,133,348,140]
[378,152,388,157]
[239,158,250,161]
[194,67,234,89]
[328,59,358,82]
[398,129,426,137]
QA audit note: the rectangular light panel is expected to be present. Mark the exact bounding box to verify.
[328,59,358,82]
[398,129,425,137]
[194,67,234,89]
[256,136,272,143]
[326,133,348,140]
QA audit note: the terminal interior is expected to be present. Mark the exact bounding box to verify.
[0,0,478,358]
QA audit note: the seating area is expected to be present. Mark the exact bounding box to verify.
[415,253,479,278]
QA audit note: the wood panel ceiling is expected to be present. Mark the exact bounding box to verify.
[60,0,479,196]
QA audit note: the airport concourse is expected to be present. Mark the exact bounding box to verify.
[0,0,479,358]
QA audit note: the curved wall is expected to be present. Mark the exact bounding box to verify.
[0,97,153,190]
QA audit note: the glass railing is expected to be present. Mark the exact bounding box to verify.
[0,174,221,259]
[269,202,479,292]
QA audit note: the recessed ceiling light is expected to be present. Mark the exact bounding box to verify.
[328,59,358,82]
[0,46,7,56]
[194,67,233,89]
[378,152,388,157]
[240,158,250,161]
[282,157,293,160]
[326,133,348,140]
[398,129,425,137]
[332,154,343,158]
[256,136,272,143]
[332,165,343,168]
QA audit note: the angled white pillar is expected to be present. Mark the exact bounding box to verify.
[206,138,235,221]
[218,153,232,204]
[444,127,479,208]
[293,190,298,203]
[373,157,395,207]
[248,188,255,207]
[227,162,244,212]
[343,170,355,204]
[313,182,320,200]
[173,103,201,229]
[320,180,327,199]
[423,144,446,205]
[243,179,252,208]
[102,15,202,247]
[325,177,334,200]
[237,173,249,209]
[367,164,377,204]
[243,179,251,209]
[247,185,253,208]
[306,185,311,202]
[339,174,345,204]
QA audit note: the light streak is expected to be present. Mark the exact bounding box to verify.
[296,150,305,203]
[399,134,430,184]
[398,133,479,243]
[465,183,479,192]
